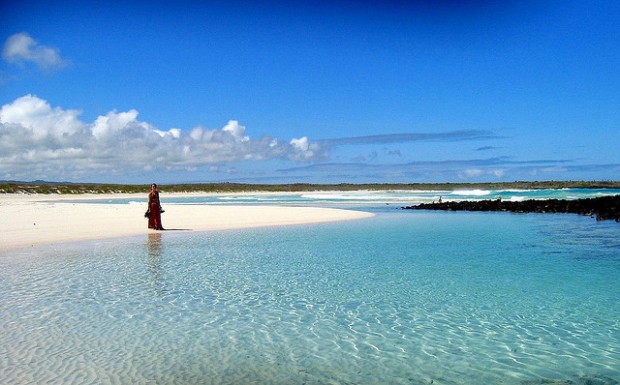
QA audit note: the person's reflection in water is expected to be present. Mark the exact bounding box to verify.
[146,232,164,296]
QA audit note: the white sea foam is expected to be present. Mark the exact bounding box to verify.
[499,189,534,193]
[595,191,617,196]
[301,193,431,202]
[217,196,249,200]
[301,193,386,201]
[451,189,492,196]
[255,196,291,201]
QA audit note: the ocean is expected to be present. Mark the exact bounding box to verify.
[1,189,619,385]
[72,187,620,210]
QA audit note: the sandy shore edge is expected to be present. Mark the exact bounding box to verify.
[0,193,374,252]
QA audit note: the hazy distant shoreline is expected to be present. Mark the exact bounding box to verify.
[2,180,620,195]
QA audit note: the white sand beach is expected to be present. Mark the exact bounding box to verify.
[0,193,374,252]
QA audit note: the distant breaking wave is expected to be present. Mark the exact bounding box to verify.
[452,189,492,196]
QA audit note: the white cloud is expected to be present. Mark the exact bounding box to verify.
[222,120,249,142]
[290,136,309,151]
[0,94,84,139]
[92,110,142,139]
[290,136,321,161]
[2,32,69,71]
[0,95,323,180]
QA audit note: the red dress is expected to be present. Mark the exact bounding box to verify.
[148,191,164,230]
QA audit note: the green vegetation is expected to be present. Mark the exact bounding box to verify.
[1,180,619,194]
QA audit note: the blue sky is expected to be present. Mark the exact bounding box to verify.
[1,0,619,184]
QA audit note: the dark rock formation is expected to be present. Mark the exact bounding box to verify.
[402,195,620,222]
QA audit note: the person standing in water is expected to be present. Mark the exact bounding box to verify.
[147,183,165,230]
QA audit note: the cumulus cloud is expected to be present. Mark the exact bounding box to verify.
[2,32,69,71]
[222,120,249,141]
[0,94,84,140]
[0,95,324,180]
[289,136,321,161]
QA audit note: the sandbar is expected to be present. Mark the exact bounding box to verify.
[0,193,374,252]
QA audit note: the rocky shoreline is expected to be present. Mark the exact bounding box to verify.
[402,195,620,222]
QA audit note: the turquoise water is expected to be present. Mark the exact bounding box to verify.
[79,187,620,209]
[1,194,619,384]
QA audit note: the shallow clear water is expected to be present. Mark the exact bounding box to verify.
[1,210,619,385]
